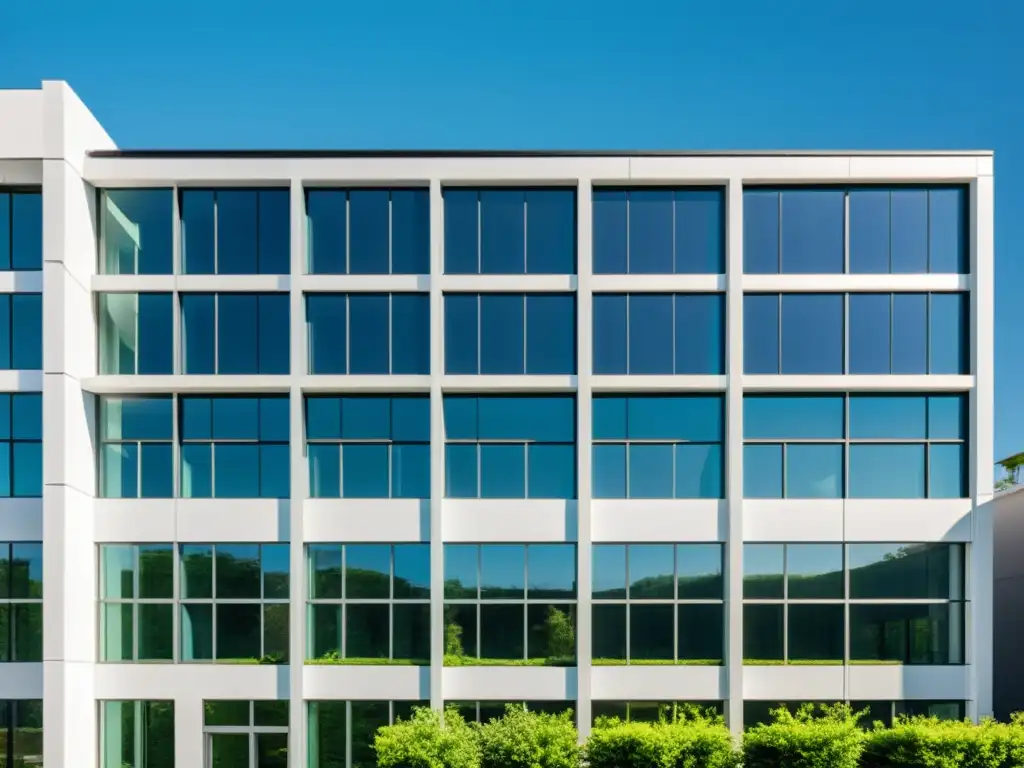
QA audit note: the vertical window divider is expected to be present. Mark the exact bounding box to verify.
[673,545,679,663]
[388,191,394,275]
[624,546,631,664]
[211,191,219,274]
[926,292,933,374]
[388,293,394,375]
[522,294,527,374]
[211,544,219,661]
[776,294,783,373]
[843,293,849,374]
[624,294,631,373]
[475,547,482,660]
[345,294,351,374]
[782,544,789,664]
[476,295,481,375]
[476,192,482,274]
[522,547,529,661]
[776,190,783,273]
[389,546,395,661]
[523,191,528,273]
[889,293,895,373]
[345,192,351,275]
[887,190,894,273]
[844,190,850,274]
[625,192,631,273]
[671,293,677,374]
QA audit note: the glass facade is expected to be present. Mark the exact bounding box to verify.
[308,701,428,768]
[181,189,290,274]
[101,189,173,275]
[0,191,42,271]
[182,293,290,374]
[100,700,175,768]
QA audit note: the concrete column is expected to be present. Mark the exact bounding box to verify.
[429,179,445,711]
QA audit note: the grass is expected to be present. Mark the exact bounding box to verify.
[443,654,576,667]
[591,658,722,666]
[305,657,429,666]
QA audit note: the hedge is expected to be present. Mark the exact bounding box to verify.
[742,704,865,768]
[374,707,480,768]
[477,705,580,768]
[586,708,738,768]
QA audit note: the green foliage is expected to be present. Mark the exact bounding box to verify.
[476,705,580,768]
[446,621,465,656]
[586,708,738,768]
[861,716,1015,768]
[375,707,481,768]
[742,703,865,768]
[542,606,575,659]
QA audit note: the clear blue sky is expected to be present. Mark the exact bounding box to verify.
[4,0,1021,462]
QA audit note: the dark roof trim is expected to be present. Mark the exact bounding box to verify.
[87,149,994,159]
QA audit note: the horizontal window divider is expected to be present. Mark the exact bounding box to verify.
[590,376,726,392]
[591,275,726,292]
[438,275,577,292]
[445,439,573,445]
[743,438,965,444]
[442,599,577,604]
[592,439,720,445]
[300,376,432,394]
[741,275,970,293]
[742,375,975,392]
[82,375,293,395]
[308,600,431,604]
[592,599,724,605]
[297,275,429,292]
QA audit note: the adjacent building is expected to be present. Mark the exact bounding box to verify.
[0,81,993,767]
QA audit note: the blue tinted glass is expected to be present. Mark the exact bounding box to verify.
[13,442,41,497]
[928,395,966,440]
[744,444,783,498]
[11,193,42,270]
[480,294,524,374]
[849,293,891,374]
[181,294,215,373]
[445,545,478,594]
[781,294,844,374]
[787,445,843,498]
[0,394,10,439]
[929,188,967,273]
[481,444,525,498]
[392,397,430,442]
[526,190,575,274]
[593,397,626,440]
[257,190,290,274]
[216,191,258,274]
[12,394,40,440]
[0,442,9,495]
[309,444,340,498]
[629,444,673,498]
[444,190,478,274]
[676,444,722,498]
[481,190,525,274]
[0,196,7,270]
[481,544,525,597]
[892,293,928,374]
[629,294,673,374]
[445,444,478,497]
[743,295,779,374]
[260,444,290,497]
[526,294,575,374]
[629,191,673,274]
[103,443,136,498]
[136,293,172,375]
[930,444,966,498]
[781,190,844,273]
[477,396,575,442]
[675,294,723,374]
[212,398,259,440]
[214,444,259,497]
[444,294,479,374]
[349,294,390,374]
[443,397,477,440]
[850,396,926,439]
[849,444,925,498]
[343,444,389,497]
[628,396,722,441]
[849,190,890,273]
[257,293,290,374]
[392,293,430,374]
[891,190,928,274]
[306,294,347,374]
[744,395,844,439]
[259,398,289,441]
[181,444,212,497]
[930,293,968,374]
[593,190,627,274]
[528,444,575,498]
[744,190,779,274]
[11,293,41,370]
[391,190,430,274]
[592,294,627,374]
[180,398,211,440]
[393,444,430,498]
[342,397,390,439]
[593,445,626,498]
[349,191,390,274]
[675,189,723,273]
[181,191,215,274]
[306,190,346,274]
[217,294,258,374]
[0,296,9,367]
[306,398,342,440]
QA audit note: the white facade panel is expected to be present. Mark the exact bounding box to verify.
[590,665,725,701]
[443,667,577,701]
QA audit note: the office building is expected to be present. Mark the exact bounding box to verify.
[0,81,993,767]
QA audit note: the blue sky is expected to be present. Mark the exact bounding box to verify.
[4,0,1021,462]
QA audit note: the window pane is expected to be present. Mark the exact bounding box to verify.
[929,188,967,273]
[781,294,843,374]
[743,295,779,373]
[678,544,723,599]
[180,604,212,660]
[928,395,966,439]
[308,544,342,600]
[675,294,723,374]
[216,544,260,599]
[890,190,928,273]
[786,444,843,498]
[481,190,525,274]
[628,444,673,499]
[180,444,211,498]
[263,544,290,599]
[309,603,340,658]
[930,293,968,374]
[306,190,346,274]
[342,397,390,439]
[593,604,626,661]
[849,294,891,373]
[481,545,525,599]
[10,543,41,599]
[528,544,576,599]
[593,545,626,599]
[214,444,260,498]
[526,189,575,274]
[257,189,290,274]
[481,603,524,659]
[744,604,784,662]
[628,395,722,441]
[849,543,963,600]
[391,293,430,374]
[444,294,479,374]
[743,190,779,274]
[180,544,213,598]
[260,398,289,441]
[258,293,290,374]
[780,190,844,274]
[744,444,782,498]
[181,294,215,373]
[676,444,722,499]
[480,294,524,374]
[11,393,39,440]
[528,604,575,661]
[787,544,843,599]
[0,195,7,270]
[629,545,674,599]
[481,444,525,498]
[13,443,41,497]
[343,444,389,497]
[444,190,479,274]
[216,603,261,660]
[307,294,347,374]
[349,190,389,274]
[217,191,258,274]
[744,395,844,440]
[788,604,844,662]
[593,190,627,274]
[849,395,926,439]
[9,293,41,370]
[309,444,340,499]
[675,189,723,273]
[349,294,390,374]
[392,444,430,498]
[628,295,673,374]
[526,294,575,374]
[528,443,575,499]
[593,444,626,498]
[181,191,215,274]
[102,444,135,498]
[351,702,391,768]
[849,444,925,499]
[678,604,723,663]
[892,293,927,374]
[392,397,430,442]
[346,603,389,659]
[444,545,478,599]
[628,191,673,274]
[392,189,430,274]
[744,544,784,599]
[211,398,258,440]
[477,396,575,442]
[930,444,966,498]
[445,444,478,498]
[850,603,961,664]
[630,604,673,660]
[100,544,134,599]
[593,294,627,374]
[593,397,626,440]
[102,189,173,274]
[138,544,173,599]
[394,544,430,598]
[217,294,258,373]
[102,603,133,661]
[394,603,431,661]
[136,292,173,374]
[138,603,173,660]
[344,544,390,600]
[849,189,890,274]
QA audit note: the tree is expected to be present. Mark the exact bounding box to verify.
[445,621,464,656]
[543,606,575,659]
[997,452,1024,490]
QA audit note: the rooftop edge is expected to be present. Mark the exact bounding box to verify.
[86,149,994,159]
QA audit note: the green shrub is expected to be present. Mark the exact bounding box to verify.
[742,703,864,768]
[375,706,480,768]
[586,708,738,768]
[1007,713,1024,767]
[476,705,579,768]
[861,716,1013,768]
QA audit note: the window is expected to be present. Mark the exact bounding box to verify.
[592,294,724,375]
[100,397,173,499]
[0,543,41,662]
[100,189,173,275]
[444,396,576,499]
[593,189,724,274]
[204,700,288,767]
[306,293,429,375]
[307,544,430,664]
[592,544,723,665]
[307,189,429,274]
[447,701,576,724]
[308,701,429,768]
[592,396,723,499]
[444,294,576,374]
[444,189,576,274]
[444,544,577,665]
[743,294,843,374]
[0,191,42,271]
[743,394,966,499]
[306,396,429,498]
[181,293,290,374]
[99,293,172,374]
[592,701,723,725]
[100,701,175,768]
[744,187,967,274]
[180,397,290,498]
[0,294,41,370]
[99,544,174,662]
[0,701,43,766]
[181,189,289,274]
[0,394,41,498]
